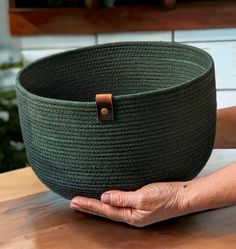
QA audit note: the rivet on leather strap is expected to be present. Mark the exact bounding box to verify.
[96,93,114,122]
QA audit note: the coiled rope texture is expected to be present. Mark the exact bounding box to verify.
[16,42,216,199]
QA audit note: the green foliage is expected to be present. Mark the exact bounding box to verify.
[0,90,28,173]
[102,0,115,7]
[0,62,23,70]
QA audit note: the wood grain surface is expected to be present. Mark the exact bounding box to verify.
[0,167,48,202]
[1,190,236,249]
[9,1,236,35]
[1,168,236,249]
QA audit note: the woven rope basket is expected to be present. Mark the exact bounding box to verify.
[16,42,216,199]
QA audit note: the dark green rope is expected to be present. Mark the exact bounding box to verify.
[16,42,216,199]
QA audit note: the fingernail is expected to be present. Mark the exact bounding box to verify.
[70,202,77,209]
[71,196,83,205]
[101,193,110,204]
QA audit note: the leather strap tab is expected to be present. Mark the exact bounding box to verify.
[96,93,114,122]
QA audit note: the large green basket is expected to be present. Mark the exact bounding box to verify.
[16,42,216,199]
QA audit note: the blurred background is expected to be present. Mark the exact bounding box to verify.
[1,0,236,173]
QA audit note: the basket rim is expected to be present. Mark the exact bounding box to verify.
[16,41,214,108]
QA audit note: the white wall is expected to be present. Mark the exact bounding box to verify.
[0,0,19,48]
[0,0,8,46]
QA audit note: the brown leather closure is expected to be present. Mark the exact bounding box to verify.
[96,93,114,122]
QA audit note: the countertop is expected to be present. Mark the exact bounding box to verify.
[1,149,236,249]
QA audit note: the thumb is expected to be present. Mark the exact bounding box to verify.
[101,190,137,208]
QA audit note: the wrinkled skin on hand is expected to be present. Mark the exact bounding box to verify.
[70,182,190,227]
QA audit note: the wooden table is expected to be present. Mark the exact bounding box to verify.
[1,164,236,249]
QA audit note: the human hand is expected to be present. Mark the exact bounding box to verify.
[70,181,190,227]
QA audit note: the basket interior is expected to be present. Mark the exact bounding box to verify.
[19,43,212,101]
